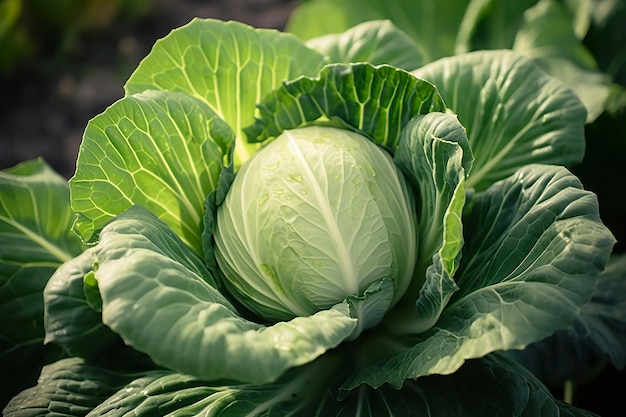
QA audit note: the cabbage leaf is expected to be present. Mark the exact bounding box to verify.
[0,159,84,405]
[342,164,615,390]
[414,50,587,192]
[88,206,357,383]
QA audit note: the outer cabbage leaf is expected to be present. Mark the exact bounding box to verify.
[0,159,84,406]
[6,354,347,417]
[342,164,615,390]
[89,354,343,417]
[320,354,598,416]
[306,20,424,71]
[3,358,153,417]
[124,18,326,166]
[244,62,445,151]
[6,352,599,417]
[386,113,472,334]
[414,50,587,192]
[70,90,234,254]
[43,250,152,367]
[91,205,357,383]
[507,253,626,387]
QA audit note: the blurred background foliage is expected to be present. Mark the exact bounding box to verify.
[0,0,152,73]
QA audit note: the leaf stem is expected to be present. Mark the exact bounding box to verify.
[563,379,575,405]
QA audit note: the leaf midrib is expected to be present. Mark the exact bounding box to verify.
[0,214,74,263]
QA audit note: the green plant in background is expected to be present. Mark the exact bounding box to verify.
[0,0,151,73]
[0,0,31,71]
[1,11,624,417]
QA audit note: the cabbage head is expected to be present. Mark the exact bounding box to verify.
[214,126,417,335]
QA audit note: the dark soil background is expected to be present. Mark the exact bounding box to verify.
[0,0,298,177]
[1,0,624,415]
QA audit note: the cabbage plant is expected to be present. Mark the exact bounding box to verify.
[1,18,622,416]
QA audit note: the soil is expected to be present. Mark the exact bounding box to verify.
[0,0,298,178]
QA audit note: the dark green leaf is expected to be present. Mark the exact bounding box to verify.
[0,159,84,406]
[245,63,445,151]
[414,50,587,191]
[320,353,599,416]
[507,253,626,387]
[3,358,165,417]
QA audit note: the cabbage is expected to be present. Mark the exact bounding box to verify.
[215,126,417,334]
[3,17,621,417]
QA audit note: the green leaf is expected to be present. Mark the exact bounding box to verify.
[507,253,626,387]
[43,250,152,367]
[454,0,537,53]
[288,0,613,122]
[454,0,610,122]
[414,50,587,192]
[70,90,234,255]
[387,113,472,333]
[285,0,380,41]
[342,164,615,390]
[124,18,326,166]
[584,0,626,86]
[3,357,162,417]
[6,354,599,417]
[574,253,626,369]
[306,20,424,71]
[92,206,357,383]
[286,0,471,63]
[6,354,342,417]
[90,354,343,416]
[512,0,612,122]
[0,159,84,405]
[452,0,613,122]
[396,113,473,276]
[244,63,445,151]
[323,354,598,416]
